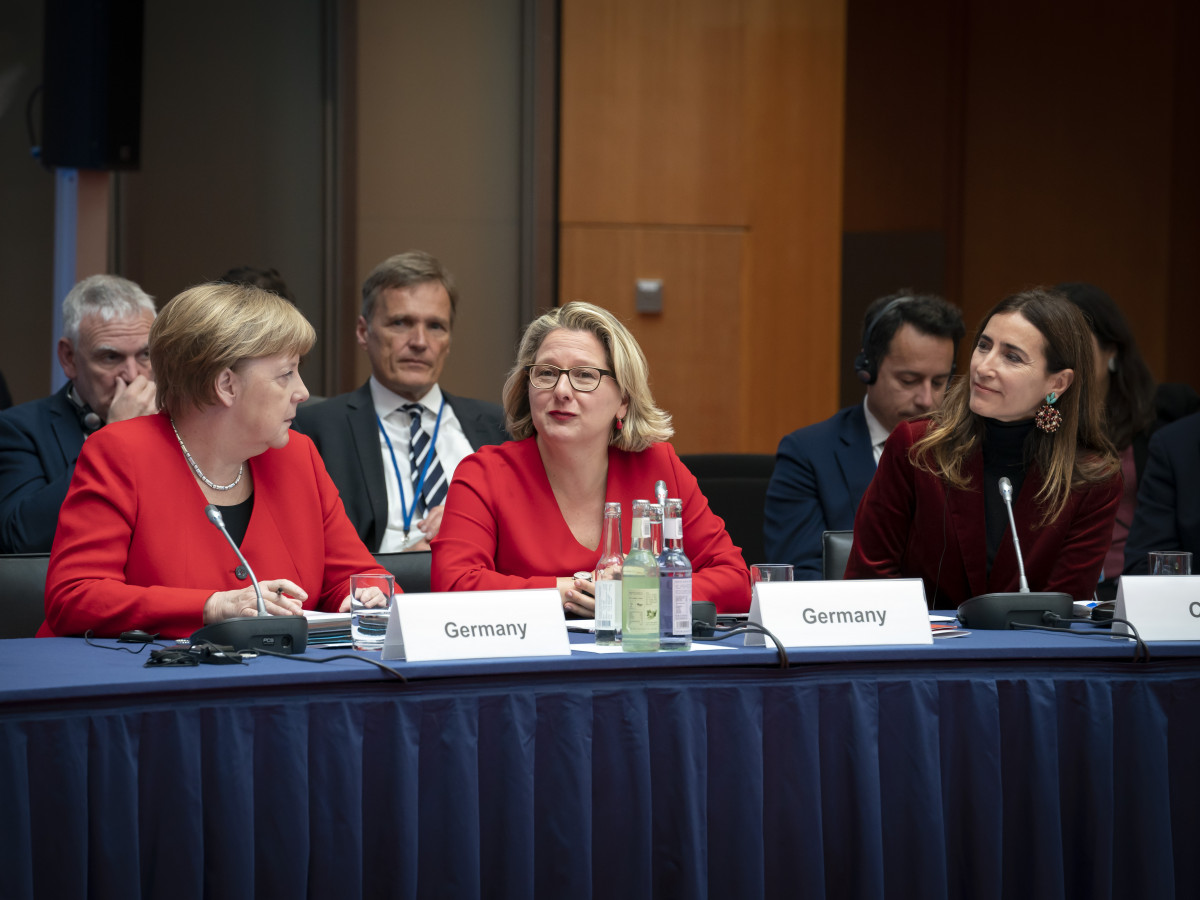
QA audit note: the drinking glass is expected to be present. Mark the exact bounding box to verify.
[350,573,395,650]
[1149,551,1192,576]
[751,564,794,583]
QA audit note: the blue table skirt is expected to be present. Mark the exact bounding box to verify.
[2,639,1198,899]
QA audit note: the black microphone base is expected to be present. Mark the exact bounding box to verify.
[956,592,1073,630]
[189,615,308,654]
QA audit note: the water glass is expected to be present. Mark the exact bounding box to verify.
[1149,551,1192,576]
[751,564,794,583]
[350,573,395,650]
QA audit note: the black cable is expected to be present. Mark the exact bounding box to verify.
[250,646,407,681]
[84,630,173,655]
[694,623,789,669]
[1012,614,1149,663]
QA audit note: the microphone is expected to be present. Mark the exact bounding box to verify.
[998,477,1030,593]
[654,479,668,511]
[188,503,308,653]
[955,477,1072,630]
[206,505,266,615]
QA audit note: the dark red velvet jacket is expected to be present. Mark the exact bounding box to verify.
[845,419,1122,606]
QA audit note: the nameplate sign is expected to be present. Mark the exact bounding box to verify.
[745,579,932,647]
[381,589,570,662]
[1114,576,1200,641]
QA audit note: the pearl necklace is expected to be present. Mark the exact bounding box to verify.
[170,418,244,492]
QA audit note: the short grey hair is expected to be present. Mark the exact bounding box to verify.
[62,275,156,343]
[360,250,458,325]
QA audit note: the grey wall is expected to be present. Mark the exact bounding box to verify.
[117,0,330,378]
[0,1,55,405]
[1,0,531,408]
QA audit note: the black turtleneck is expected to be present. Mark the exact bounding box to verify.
[982,417,1035,574]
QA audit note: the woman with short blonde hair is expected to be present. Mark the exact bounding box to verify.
[43,283,387,638]
[435,301,750,614]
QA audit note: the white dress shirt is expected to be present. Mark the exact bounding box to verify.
[369,378,475,552]
[862,396,891,465]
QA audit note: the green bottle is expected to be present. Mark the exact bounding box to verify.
[622,500,660,652]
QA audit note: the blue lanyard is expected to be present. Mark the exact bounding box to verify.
[376,397,446,533]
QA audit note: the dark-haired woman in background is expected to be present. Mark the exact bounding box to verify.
[1057,282,1200,597]
[845,288,1122,606]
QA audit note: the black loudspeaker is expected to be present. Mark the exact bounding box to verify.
[41,0,144,170]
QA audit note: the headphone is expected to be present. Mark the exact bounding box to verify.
[853,295,958,385]
[67,384,104,433]
[853,297,910,385]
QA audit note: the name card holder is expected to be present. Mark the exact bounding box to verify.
[381,589,571,662]
[1114,576,1200,641]
[746,579,932,648]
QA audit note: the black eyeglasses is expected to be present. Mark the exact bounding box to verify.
[525,364,615,392]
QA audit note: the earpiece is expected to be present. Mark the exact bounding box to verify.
[854,297,911,386]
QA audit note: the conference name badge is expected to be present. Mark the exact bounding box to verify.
[381,588,571,662]
[746,578,932,647]
[1114,576,1200,641]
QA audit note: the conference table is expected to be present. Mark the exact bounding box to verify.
[2,625,1198,900]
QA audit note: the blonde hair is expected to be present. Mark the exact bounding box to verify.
[911,287,1119,525]
[502,301,673,452]
[151,282,315,414]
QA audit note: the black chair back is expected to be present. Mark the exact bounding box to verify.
[679,453,775,569]
[0,553,50,638]
[372,550,432,593]
[822,530,854,580]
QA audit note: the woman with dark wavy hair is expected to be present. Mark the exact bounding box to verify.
[846,288,1122,606]
[1056,282,1200,594]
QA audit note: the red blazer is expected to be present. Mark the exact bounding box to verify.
[41,412,384,638]
[431,437,752,613]
[845,419,1122,606]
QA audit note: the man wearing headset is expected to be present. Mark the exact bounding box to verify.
[764,291,964,578]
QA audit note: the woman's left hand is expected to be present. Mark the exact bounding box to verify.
[557,575,596,616]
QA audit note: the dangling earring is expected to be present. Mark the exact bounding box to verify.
[1035,391,1062,433]
[1108,356,1118,374]
[615,417,624,431]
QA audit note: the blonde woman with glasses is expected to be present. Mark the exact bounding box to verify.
[432,301,750,614]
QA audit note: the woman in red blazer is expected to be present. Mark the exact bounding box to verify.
[42,283,387,639]
[846,288,1122,606]
[432,301,751,614]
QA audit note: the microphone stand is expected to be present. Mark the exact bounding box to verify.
[956,477,1073,629]
[189,504,308,653]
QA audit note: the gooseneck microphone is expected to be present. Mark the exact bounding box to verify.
[205,504,267,616]
[955,477,1073,629]
[188,504,308,653]
[998,477,1030,593]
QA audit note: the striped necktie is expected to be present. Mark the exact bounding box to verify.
[402,403,447,515]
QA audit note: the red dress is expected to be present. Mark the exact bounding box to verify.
[41,411,384,638]
[431,438,752,613]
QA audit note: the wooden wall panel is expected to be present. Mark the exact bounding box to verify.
[560,226,745,453]
[560,0,848,453]
[559,0,749,227]
[959,1,1177,370]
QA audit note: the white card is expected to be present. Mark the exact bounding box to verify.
[381,589,571,661]
[745,579,932,647]
[1114,576,1200,641]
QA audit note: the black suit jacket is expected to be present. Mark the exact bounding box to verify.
[1124,410,1200,575]
[0,384,87,552]
[293,381,507,551]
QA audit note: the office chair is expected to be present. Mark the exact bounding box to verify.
[373,550,432,593]
[0,552,50,638]
[679,453,775,568]
[821,530,854,580]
